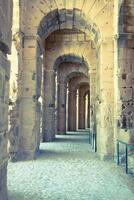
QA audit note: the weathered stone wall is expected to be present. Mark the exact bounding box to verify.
[0,0,12,199]
[57,62,89,134]
[19,0,115,159]
[42,30,95,141]
[78,84,89,129]
[96,39,115,159]
[68,76,89,131]
[116,0,134,147]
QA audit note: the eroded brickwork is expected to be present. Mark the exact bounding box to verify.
[10,0,134,161]
[57,62,89,134]
[0,0,12,199]
[68,76,89,131]
[116,0,134,146]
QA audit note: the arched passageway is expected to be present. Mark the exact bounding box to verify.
[67,76,89,131]
[57,71,89,135]
[8,0,119,162]
[0,1,134,200]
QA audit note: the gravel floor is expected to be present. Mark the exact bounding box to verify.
[8,131,134,200]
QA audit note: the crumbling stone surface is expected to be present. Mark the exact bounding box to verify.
[11,0,134,162]
[0,0,12,52]
[0,1,12,199]
[115,0,134,149]
[57,62,89,134]
[78,84,89,129]
[8,105,19,162]
[68,76,89,131]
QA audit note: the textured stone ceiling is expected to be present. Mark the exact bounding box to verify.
[20,0,114,39]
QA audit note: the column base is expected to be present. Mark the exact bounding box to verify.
[68,129,77,132]
[42,131,55,142]
[0,161,8,200]
[97,152,114,161]
[42,136,55,142]
[10,150,38,162]
[57,131,66,135]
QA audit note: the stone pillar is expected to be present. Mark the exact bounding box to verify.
[35,101,41,151]
[8,31,23,162]
[0,51,10,200]
[57,82,67,134]
[97,39,115,159]
[87,92,90,128]
[114,0,134,154]
[35,55,43,150]
[0,0,12,198]
[78,88,86,129]
[68,87,77,131]
[90,70,97,134]
[116,36,134,141]
[42,69,55,141]
[18,36,39,159]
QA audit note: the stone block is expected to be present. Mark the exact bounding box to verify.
[121,88,133,101]
[59,9,66,23]
[0,163,7,200]
[0,0,12,50]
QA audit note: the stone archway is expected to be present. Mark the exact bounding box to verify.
[42,53,89,141]
[56,60,89,135]
[68,76,89,131]
[11,0,117,160]
[2,1,134,200]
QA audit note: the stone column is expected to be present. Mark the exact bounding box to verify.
[87,92,90,128]
[57,82,67,134]
[97,38,115,159]
[116,36,134,142]
[68,86,77,131]
[90,70,97,134]
[114,0,134,154]
[35,55,43,150]
[42,69,55,141]
[18,36,39,159]
[0,0,12,198]
[0,51,10,200]
[78,88,86,129]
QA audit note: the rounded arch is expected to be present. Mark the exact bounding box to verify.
[54,53,89,71]
[37,9,100,45]
[68,75,89,91]
[83,88,90,98]
[57,62,89,84]
[118,0,134,34]
[67,75,89,131]
[118,0,124,34]
[65,72,89,84]
[77,82,89,90]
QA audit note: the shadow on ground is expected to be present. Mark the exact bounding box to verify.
[54,136,88,143]
[8,191,40,200]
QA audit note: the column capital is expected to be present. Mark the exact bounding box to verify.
[13,31,25,51]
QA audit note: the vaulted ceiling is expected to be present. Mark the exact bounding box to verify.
[20,0,115,39]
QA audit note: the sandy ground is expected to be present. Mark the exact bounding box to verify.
[8,131,134,200]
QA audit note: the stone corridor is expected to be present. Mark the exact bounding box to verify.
[8,131,134,200]
[1,1,134,199]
